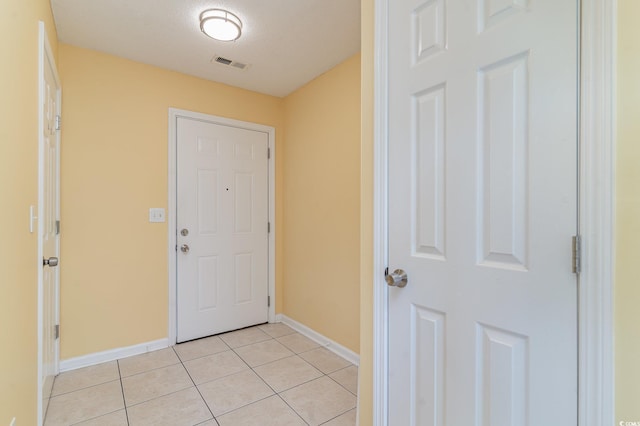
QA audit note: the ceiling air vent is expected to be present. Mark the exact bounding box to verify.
[211,55,249,71]
[215,56,232,65]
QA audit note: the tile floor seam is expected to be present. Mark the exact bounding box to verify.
[48,377,122,399]
[214,393,277,421]
[218,327,272,349]
[327,374,357,397]
[273,392,311,426]
[268,373,327,394]
[173,346,218,424]
[123,382,196,409]
[67,408,125,426]
[220,358,279,415]
[115,360,131,426]
[229,339,271,371]
[175,349,229,363]
[317,408,356,426]
[214,335,312,421]
[190,369,250,387]
[119,360,182,379]
[247,364,279,396]
[274,372,334,424]
[182,349,252,387]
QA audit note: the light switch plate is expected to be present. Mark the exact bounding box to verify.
[149,208,165,223]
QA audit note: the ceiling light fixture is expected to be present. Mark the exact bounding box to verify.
[200,9,242,42]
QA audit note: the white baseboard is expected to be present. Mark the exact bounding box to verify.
[59,338,169,372]
[60,317,359,372]
[276,314,360,366]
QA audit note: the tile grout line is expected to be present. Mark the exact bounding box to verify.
[226,328,357,425]
[116,359,131,426]
[317,407,357,426]
[46,377,121,398]
[191,327,299,422]
[326,367,359,397]
[273,390,312,426]
[119,359,183,380]
[171,345,219,425]
[273,393,311,426]
[226,334,312,424]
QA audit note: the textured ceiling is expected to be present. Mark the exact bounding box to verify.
[51,0,361,97]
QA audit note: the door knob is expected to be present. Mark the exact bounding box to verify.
[386,269,407,288]
[43,257,59,267]
[180,228,189,236]
[180,244,190,254]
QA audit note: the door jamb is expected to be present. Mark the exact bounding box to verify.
[37,21,62,426]
[371,0,616,424]
[167,108,276,345]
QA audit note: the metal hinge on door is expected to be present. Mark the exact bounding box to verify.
[55,115,61,131]
[268,296,271,307]
[267,148,271,159]
[268,222,271,233]
[572,235,582,274]
[55,220,60,235]
[54,324,60,339]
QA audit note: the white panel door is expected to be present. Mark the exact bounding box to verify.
[41,33,61,418]
[177,118,269,343]
[387,0,578,424]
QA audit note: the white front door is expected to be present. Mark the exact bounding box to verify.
[176,117,269,343]
[386,0,578,424]
[39,22,61,422]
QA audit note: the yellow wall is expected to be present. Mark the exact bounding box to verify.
[282,54,362,353]
[58,44,285,359]
[0,0,58,423]
[359,0,374,422]
[616,0,640,420]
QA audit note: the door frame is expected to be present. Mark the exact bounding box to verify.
[167,108,276,345]
[371,0,616,424]
[37,21,62,426]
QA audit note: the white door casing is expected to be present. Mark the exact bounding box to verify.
[385,1,579,425]
[38,21,61,426]
[170,111,275,343]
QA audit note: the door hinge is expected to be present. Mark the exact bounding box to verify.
[267,296,271,307]
[572,235,582,274]
[267,148,271,159]
[54,324,60,339]
[55,115,61,131]
[55,220,60,235]
[268,222,271,233]
[384,267,389,277]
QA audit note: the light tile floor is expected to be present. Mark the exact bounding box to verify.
[44,323,358,426]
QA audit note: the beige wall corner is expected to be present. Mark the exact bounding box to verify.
[282,54,362,354]
[616,0,640,421]
[58,44,285,359]
[0,1,58,424]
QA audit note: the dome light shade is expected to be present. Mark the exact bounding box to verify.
[200,9,242,42]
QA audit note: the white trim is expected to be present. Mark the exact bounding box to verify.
[59,339,169,373]
[168,108,276,345]
[276,314,360,366]
[372,0,389,424]
[38,21,61,426]
[371,1,616,424]
[578,0,616,424]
